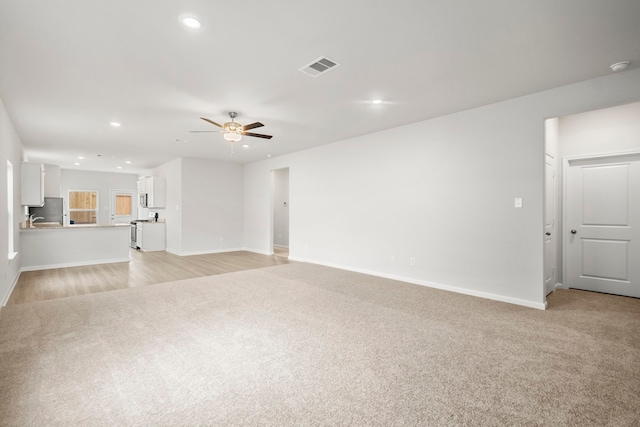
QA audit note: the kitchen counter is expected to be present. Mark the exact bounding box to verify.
[20,222,131,230]
[20,224,130,270]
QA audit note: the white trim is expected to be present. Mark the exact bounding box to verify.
[20,257,130,272]
[67,188,99,225]
[288,256,547,310]
[564,150,640,165]
[109,189,136,225]
[273,244,289,249]
[7,251,18,261]
[1,269,21,307]
[166,247,246,257]
[244,247,273,256]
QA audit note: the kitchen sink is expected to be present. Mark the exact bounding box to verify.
[32,222,62,228]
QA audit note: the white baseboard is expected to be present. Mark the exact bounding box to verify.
[166,247,246,257]
[288,257,547,310]
[273,245,289,249]
[20,257,131,272]
[244,247,274,256]
[1,270,22,307]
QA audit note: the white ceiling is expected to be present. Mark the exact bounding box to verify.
[1,0,639,175]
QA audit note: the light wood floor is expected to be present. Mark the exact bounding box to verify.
[8,249,290,306]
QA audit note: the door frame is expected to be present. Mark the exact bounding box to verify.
[269,167,290,256]
[562,150,640,291]
[544,153,556,296]
[109,189,137,225]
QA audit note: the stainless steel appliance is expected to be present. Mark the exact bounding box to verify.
[139,193,148,208]
[130,221,139,249]
[130,212,157,248]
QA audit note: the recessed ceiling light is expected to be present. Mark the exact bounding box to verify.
[179,14,202,29]
[74,162,80,166]
[242,144,250,148]
[125,160,132,164]
[372,99,383,105]
[267,154,272,158]
[110,122,121,127]
[77,156,85,159]
[116,166,122,169]
[610,61,630,72]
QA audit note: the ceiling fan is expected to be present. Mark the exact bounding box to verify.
[190,112,273,142]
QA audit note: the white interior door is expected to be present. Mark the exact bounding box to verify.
[109,189,136,225]
[566,153,640,297]
[544,154,556,295]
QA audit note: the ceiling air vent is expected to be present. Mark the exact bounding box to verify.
[298,56,340,77]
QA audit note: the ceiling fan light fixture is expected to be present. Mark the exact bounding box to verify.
[224,132,242,142]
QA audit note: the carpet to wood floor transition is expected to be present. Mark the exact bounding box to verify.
[0,263,638,426]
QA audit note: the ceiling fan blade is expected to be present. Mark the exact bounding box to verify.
[242,122,264,131]
[200,117,223,127]
[244,132,273,139]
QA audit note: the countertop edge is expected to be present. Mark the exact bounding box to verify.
[20,224,131,231]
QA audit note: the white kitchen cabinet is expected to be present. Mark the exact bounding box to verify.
[137,176,166,208]
[21,162,45,206]
[137,178,146,195]
[138,222,166,252]
[146,176,166,208]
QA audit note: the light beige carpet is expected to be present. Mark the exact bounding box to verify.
[0,263,639,426]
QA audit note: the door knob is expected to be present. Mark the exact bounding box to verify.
[570,229,577,234]
[545,232,551,236]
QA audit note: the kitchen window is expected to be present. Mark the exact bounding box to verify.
[68,190,98,225]
[115,194,132,216]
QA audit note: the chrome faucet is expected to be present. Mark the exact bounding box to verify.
[29,215,45,227]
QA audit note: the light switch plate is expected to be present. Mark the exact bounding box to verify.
[514,197,523,208]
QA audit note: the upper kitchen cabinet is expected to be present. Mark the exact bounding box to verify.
[21,162,45,206]
[43,164,62,197]
[137,176,166,208]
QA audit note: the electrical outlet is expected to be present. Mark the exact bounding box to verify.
[410,257,416,266]
[514,197,523,208]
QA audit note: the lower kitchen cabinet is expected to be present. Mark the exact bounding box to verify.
[138,222,166,252]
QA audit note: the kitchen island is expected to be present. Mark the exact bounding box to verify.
[20,224,130,271]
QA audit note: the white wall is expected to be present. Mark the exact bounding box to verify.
[0,96,24,305]
[559,101,640,158]
[61,169,138,225]
[154,157,244,255]
[181,158,244,254]
[244,68,640,309]
[272,168,289,248]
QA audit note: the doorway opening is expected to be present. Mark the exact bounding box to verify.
[544,101,640,302]
[271,168,289,258]
[109,189,136,225]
